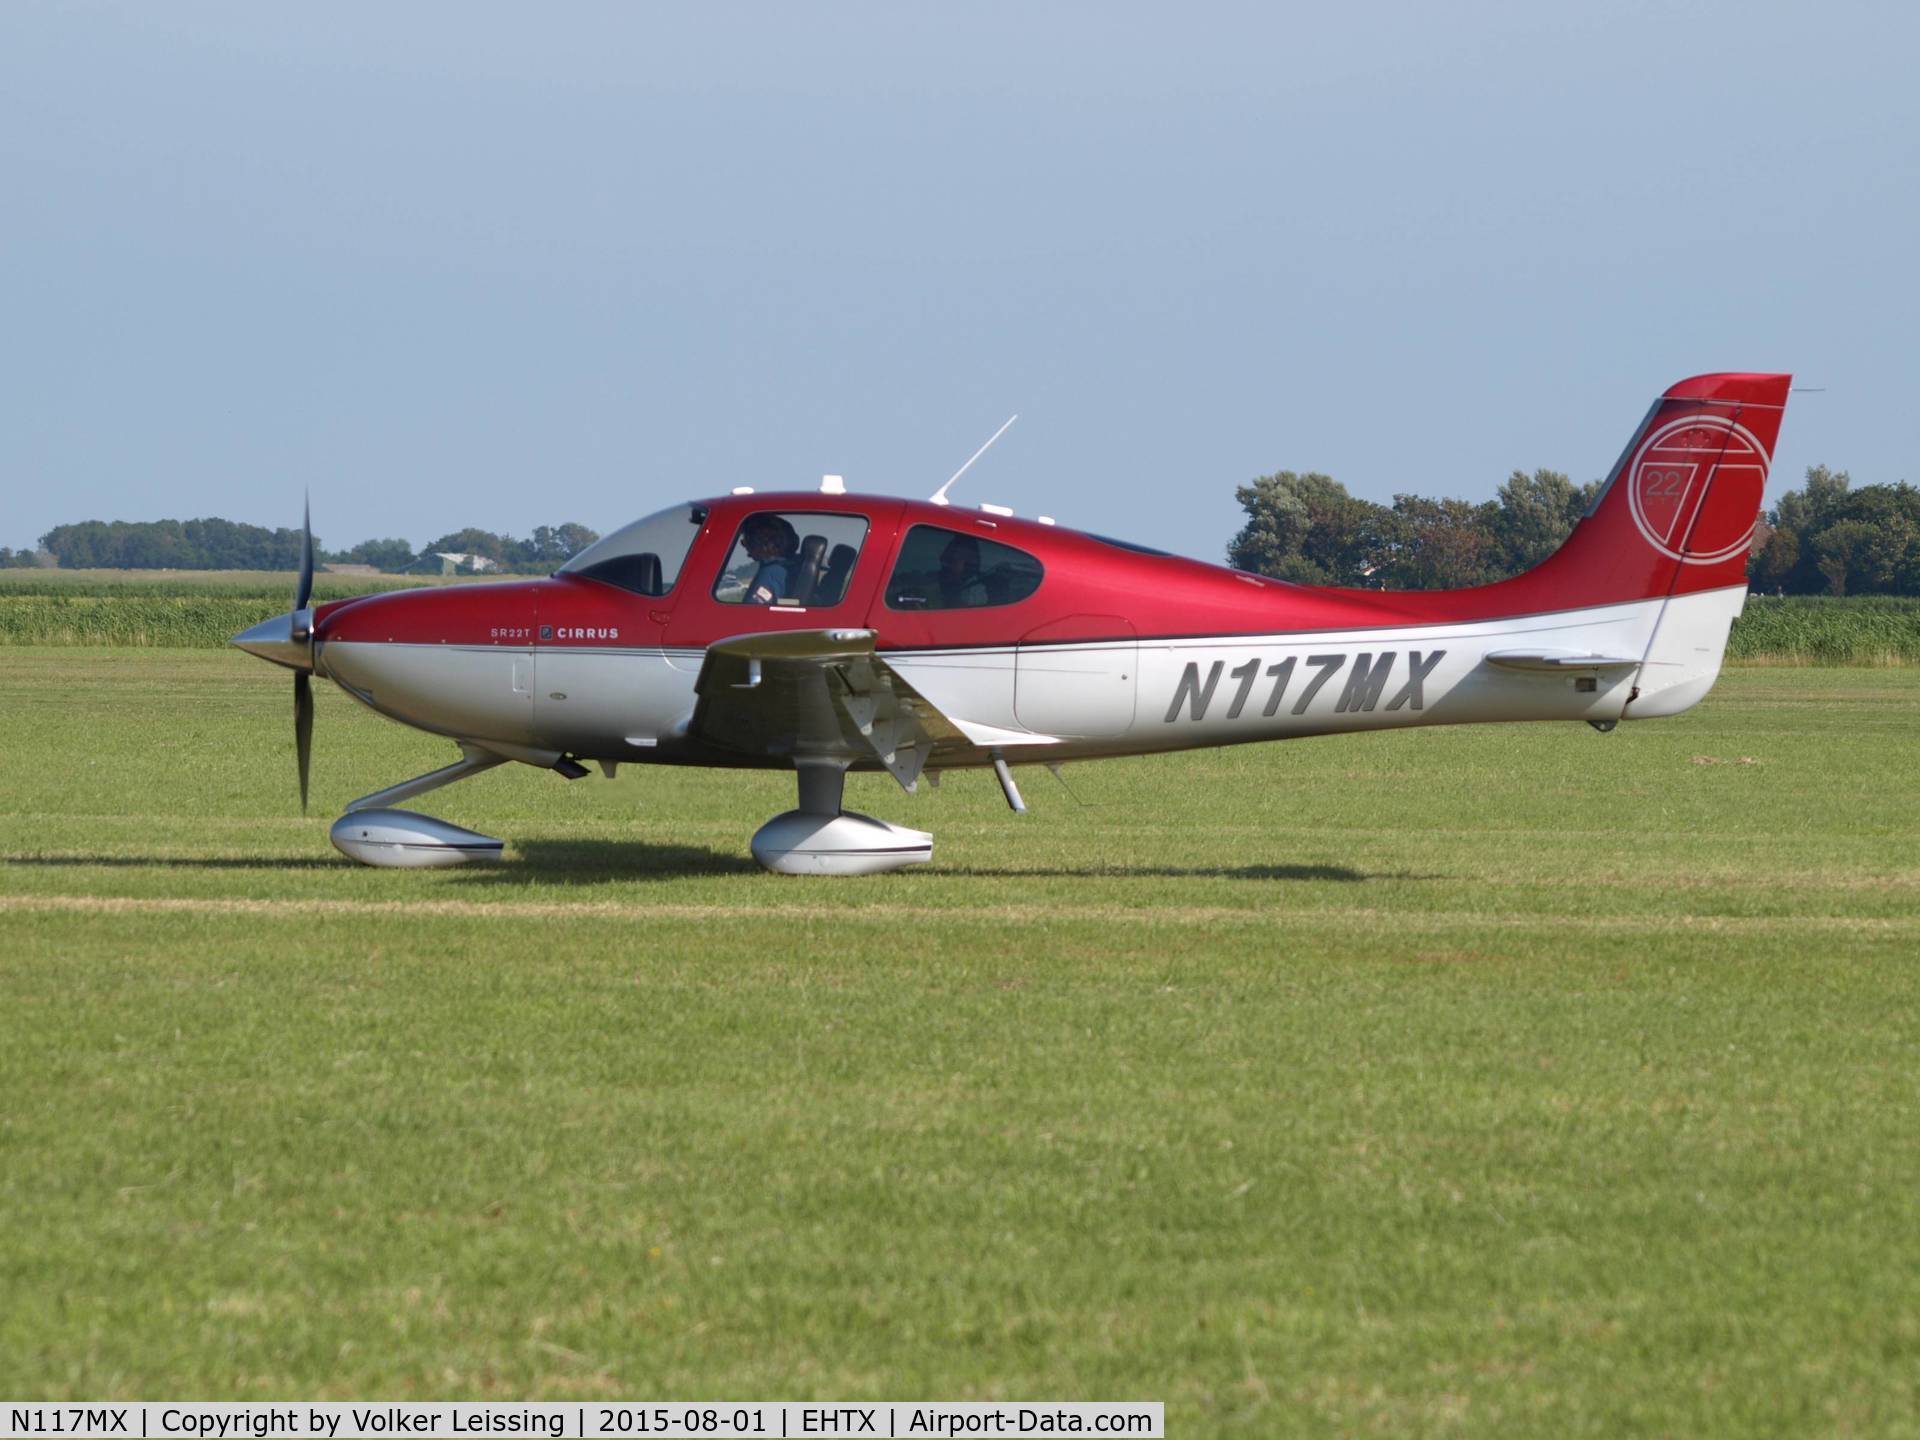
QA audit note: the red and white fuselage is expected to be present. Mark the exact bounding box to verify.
[237,372,1790,870]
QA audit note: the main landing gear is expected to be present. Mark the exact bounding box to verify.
[750,758,933,876]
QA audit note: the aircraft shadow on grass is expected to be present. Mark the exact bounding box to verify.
[0,842,754,884]
[454,838,761,886]
[7,854,343,872]
[449,841,1384,887]
[4,848,1395,886]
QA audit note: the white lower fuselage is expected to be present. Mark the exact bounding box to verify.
[315,586,1747,772]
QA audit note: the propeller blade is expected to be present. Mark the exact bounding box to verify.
[293,492,314,619]
[295,670,313,813]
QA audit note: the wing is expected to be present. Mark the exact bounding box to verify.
[690,629,1057,791]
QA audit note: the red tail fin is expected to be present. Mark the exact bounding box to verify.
[1517,372,1791,607]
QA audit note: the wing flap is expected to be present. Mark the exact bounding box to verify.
[692,629,1052,788]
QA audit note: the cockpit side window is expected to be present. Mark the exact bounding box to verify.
[884,524,1044,610]
[559,503,707,596]
[712,511,870,607]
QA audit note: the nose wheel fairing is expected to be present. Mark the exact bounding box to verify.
[330,809,505,868]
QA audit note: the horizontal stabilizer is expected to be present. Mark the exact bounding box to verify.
[1485,650,1642,673]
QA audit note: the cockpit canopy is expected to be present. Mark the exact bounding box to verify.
[558,503,708,596]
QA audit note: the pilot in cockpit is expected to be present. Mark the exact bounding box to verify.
[742,515,802,605]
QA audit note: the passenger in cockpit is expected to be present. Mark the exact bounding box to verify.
[937,534,989,608]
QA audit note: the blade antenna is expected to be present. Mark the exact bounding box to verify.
[929,414,1018,506]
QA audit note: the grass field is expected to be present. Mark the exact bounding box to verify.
[1,648,1917,1434]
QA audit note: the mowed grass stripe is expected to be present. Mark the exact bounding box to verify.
[4,891,1918,934]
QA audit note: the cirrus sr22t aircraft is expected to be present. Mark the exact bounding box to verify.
[234,372,1789,874]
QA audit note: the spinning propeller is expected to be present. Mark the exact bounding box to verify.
[292,496,314,811]
[229,497,319,811]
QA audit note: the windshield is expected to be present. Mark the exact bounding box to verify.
[558,503,707,596]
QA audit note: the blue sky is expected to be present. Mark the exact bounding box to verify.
[3,1,1914,562]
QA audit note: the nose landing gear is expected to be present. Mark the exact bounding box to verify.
[326,744,518,869]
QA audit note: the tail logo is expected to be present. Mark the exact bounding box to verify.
[1627,414,1771,565]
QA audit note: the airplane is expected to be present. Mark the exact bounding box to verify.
[233,372,1790,874]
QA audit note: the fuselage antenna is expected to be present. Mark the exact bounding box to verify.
[929,414,1018,506]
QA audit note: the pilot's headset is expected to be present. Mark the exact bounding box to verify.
[749,515,800,556]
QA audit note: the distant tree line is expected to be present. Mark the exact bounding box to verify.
[34,518,315,571]
[1747,466,1920,597]
[1227,468,1602,589]
[14,467,1916,595]
[1229,465,1920,596]
[20,519,602,574]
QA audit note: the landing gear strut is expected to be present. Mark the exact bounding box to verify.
[328,743,523,868]
[749,758,934,876]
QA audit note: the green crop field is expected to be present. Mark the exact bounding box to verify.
[0,567,483,595]
[0,571,483,649]
[4,572,1918,661]
[1,648,1917,1434]
[1728,595,1920,665]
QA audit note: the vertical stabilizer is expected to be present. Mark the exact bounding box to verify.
[1484,373,1790,717]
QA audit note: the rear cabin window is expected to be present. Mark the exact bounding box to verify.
[712,511,870,607]
[884,524,1044,610]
